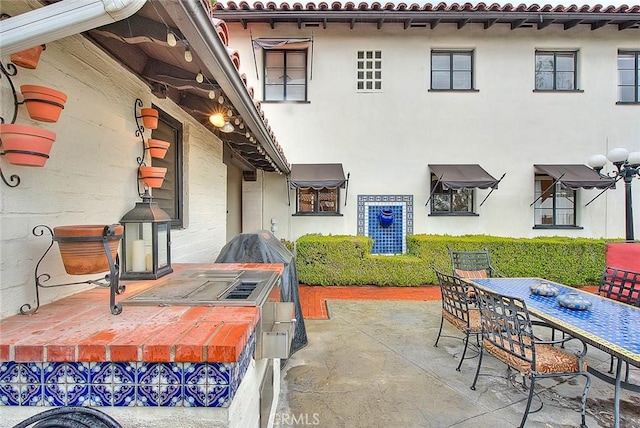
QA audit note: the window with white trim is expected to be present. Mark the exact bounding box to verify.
[356,50,382,92]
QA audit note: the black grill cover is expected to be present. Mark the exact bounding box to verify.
[215,231,308,356]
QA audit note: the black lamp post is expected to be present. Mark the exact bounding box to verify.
[589,148,640,241]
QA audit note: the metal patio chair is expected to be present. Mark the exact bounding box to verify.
[433,270,482,371]
[470,287,591,428]
[449,247,502,280]
[598,266,640,307]
[598,266,640,376]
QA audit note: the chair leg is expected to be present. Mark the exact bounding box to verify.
[434,317,444,347]
[456,333,470,372]
[470,347,484,391]
[519,376,536,428]
[579,373,592,428]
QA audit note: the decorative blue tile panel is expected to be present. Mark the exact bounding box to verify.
[368,205,403,254]
[358,195,413,254]
[0,333,256,408]
[0,361,20,384]
[112,384,136,407]
[0,384,20,406]
[90,383,114,406]
[20,384,42,406]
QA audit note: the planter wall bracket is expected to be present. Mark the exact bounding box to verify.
[134,98,158,197]
[21,225,125,316]
[0,60,22,187]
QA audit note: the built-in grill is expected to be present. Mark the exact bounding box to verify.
[121,269,296,359]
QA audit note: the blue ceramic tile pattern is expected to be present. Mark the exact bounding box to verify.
[0,333,256,408]
[357,195,413,255]
[368,205,403,254]
[471,278,640,360]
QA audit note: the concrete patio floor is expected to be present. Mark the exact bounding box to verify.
[276,299,640,428]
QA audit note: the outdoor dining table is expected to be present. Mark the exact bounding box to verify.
[468,277,640,428]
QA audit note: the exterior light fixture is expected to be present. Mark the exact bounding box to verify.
[588,147,640,241]
[209,112,226,127]
[208,90,216,99]
[195,72,204,83]
[220,122,235,133]
[120,191,173,280]
[167,31,177,47]
[184,46,193,62]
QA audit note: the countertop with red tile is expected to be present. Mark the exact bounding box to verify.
[0,263,284,364]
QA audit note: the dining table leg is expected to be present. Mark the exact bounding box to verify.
[614,358,623,428]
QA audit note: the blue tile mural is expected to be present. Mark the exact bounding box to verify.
[368,205,403,254]
[357,195,413,255]
[0,333,255,408]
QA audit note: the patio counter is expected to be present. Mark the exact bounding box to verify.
[0,263,284,411]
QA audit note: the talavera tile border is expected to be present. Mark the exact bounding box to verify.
[0,334,255,408]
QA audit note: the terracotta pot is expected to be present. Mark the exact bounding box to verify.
[53,224,124,275]
[140,108,159,129]
[10,45,44,69]
[21,85,67,123]
[0,123,56,167]
[139,166,167,188]
[147,138,170,159]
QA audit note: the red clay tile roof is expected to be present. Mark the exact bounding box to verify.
[217,2,640,13]
[213,2,640,30]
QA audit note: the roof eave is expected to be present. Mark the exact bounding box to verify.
[163,0,290,174]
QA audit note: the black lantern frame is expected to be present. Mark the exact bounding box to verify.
[120,192,173,280]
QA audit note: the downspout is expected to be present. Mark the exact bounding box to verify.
[0,0,146,55]
[164,0,291,174]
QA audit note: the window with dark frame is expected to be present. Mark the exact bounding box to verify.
[296,187,340,214]
[533,175,577,227]
[356,50,382,92]
[534,51,577,91]
[618,50,640,103]
[150,108,183,228]
[430,50,474,90]
[263,49,308,102]
[430,175,474,214]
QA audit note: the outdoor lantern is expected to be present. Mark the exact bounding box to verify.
[119,192,173,280]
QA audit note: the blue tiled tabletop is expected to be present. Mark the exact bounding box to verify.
[470,277,640,367]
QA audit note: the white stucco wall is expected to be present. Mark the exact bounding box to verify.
[229,21,640,242]
[0,5,227,318]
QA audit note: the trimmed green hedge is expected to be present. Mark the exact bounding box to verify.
[295,234,608,286]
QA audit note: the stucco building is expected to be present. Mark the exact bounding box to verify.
[216,1,640,253]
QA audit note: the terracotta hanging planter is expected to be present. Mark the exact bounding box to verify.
[10,45,45,69]
[0,123,56,167]
[147,138,170,159]
[139,166,167,188]
[140,108,159,129]
[53,224,124,275]
[21,85,68,123]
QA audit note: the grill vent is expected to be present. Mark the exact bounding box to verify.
[225,281,259,299]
